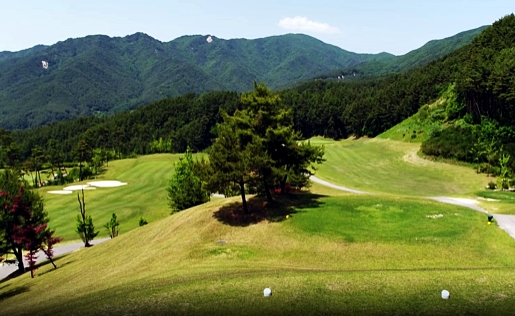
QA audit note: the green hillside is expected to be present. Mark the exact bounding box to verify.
[0,24,485,131]
[322,25,487,79]
[2,141,515,315]
[0,33,392,130]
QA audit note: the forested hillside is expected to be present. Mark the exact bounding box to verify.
[2,15,514,171]
[0,33,392,130]
[320,25,487,78]
[0,25,484,130]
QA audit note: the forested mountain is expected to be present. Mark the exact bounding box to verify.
[0,25,484,130]
[319,26,487,80]
[3,14,514,170]
[0,33,393,130]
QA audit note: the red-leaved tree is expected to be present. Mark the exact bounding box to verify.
[0,170,61,276]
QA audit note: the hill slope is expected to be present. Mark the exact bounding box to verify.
[321,25,487,79]
[0,33,392,130]
[0,24,485,131]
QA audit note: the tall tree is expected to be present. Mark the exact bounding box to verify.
[75,139,92,181]
[75,189,99,247]
[0,170,61,274]
[237,82,325,199]
[208,115,268,214]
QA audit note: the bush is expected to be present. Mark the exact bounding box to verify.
[487,181,497,190]
[138,217,148,226]
[421,126,474,161]
[67,166,93,182]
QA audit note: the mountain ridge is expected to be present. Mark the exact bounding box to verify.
[0,28,483,130]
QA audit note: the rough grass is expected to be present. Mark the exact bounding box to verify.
[2,186,515,315]
[39,153,205,242]
[475,190,515,215]
[376,113,426,142]
[314,137,488,196]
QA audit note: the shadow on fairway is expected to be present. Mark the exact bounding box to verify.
[0,285,29,302]
[213,192,327,227]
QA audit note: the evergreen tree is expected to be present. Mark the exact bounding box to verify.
[75,189,99,247]
[167,148,210,213]
[104,213,120,238]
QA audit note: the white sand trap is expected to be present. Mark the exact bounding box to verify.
[88,181,127,188]
[63,185,96,191]
[47,190,73,195]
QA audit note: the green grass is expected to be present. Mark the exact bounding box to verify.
[314,137,488,197]
[2,190,515,315]
[376,113,426,142]
[474,190,515,215]
[3,137,515,315]
[39,153,205,242]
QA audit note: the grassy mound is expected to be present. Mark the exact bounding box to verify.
[2,185,515,315]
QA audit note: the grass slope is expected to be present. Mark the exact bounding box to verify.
[3,138,515,314]
[312,137,488,197]
[39,153,204,242]
[1,184,515,315]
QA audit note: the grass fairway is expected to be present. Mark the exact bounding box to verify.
[314,137,489,197]
[2,187,515,315]
[39,153,205,242]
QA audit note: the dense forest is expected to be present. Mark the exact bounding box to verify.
[0,26,483,130]
[1,15,514,180]
[0,33,391,130]
[318,25,487,79]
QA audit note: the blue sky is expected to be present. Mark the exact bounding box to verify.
[1,0,513,55]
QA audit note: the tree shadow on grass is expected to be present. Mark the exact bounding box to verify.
[0,254,73,282]
[0,285,30,302]
[213,191,327,227]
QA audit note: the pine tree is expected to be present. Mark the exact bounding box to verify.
[104,213,120,238]
[167,148,210,213]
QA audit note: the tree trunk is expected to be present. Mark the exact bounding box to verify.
[42,249,57,269]
[79,160,83,182]
[14,247,24,273]
[239,178,249,214]
[263,178,273,203]
[280,175,288,194]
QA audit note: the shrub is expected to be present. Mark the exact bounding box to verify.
[487,181,497,190]
[138,217,148,226]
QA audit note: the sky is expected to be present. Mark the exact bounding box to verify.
[1,0,513,55]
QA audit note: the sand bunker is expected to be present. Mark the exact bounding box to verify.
[47,190,73,195]
[87,181,127,188]
[63,185,96,191]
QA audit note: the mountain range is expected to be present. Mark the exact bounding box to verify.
[0,26,486,130]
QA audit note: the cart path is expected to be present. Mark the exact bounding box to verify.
[0,237,110,280]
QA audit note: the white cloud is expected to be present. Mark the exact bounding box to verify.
[278,16,340,34]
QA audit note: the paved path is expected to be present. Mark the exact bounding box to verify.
[311,176,515,241]
[310,176,368,194]
[0,237,110,280]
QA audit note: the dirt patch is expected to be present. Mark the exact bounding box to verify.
[402,149,431,166]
